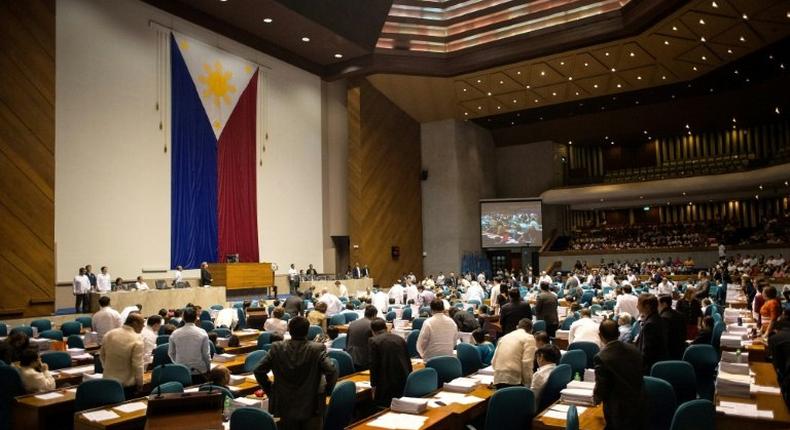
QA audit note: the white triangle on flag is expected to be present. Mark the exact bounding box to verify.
[173,33,258,139]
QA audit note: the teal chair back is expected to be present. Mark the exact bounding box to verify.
[307,325,323,340]
[566,404,579,430]
[330,335,347,349]
[533,320,547,333]
[559,350,587,380]
[386,311,397,322]
[75,379,125,410]
[407,330,420,358]
[560,315,577,330]
[282,313,291,322]
[484,386,536,430]
[199,384,234,400]
[61,321,82,337]
[412,317,426,331]
[30,319,52,332]
[39,329,63,341]
[75,317,92,329]
[682,344,718,400]
[711,321,725,351]
[213,328,232,338]
[41,351,71,370]
[67,334,85,349]
[329,314,346,326]
[456,343,483,376]
[538,364,572,411]
[403,368,438,397]
[12,326,33,338]
[153,381,184,394]
[630,320,641,339]
[328,350,355,377]
[153,343,172,367]
[0,323,7,336]
[567,341,600,369]
[156,335,170,345]
[590,304,603,315]
[669,399,714,430]
[402,307,413,320]
[200,320,215,332]
[324,381,356,430]
[344,312,359,323]
[257,331,273,349]
[230,407,276,430]
[425,356,462,385]
[0,364,24,430]
[200,310,212,321]
[236,307,246,330]
[650,361,697,405]
[244,350,267,373]
[644,376,677,430]
[152,363,192,387]
[210,305,224,310]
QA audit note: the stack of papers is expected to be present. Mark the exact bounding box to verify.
[355,381,372,392]
[67,348,86,357]
[555,330,569,340]
[431,391,484,405]
[566,380,596,390]
[62,364,95,375]
[584,369,596,382]
[113,402,147,413]
[213,353,236,363]
[720,334,747,348]
[470,373,494,385]
[217,337,230,348]
[542,403,588,421]
[82,410,120,422]
[721,351,749,364]
[716,371,752,398]
[391,397,429,414]
[750,385,781,395]
[31,338,51,351]
[443,377,479,393]
[719,362,749,375]
[716,401,774,418]
[560,386,596,406]
[83,373,103,382]
[228,375,246,386]
[233,397,261,407]
[476,365,494,375]
[368,412,428,430]
[34,392,64,401]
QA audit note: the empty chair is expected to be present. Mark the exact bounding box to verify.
[324,381,356,430]
[230,407,277,430]
[257,332,273,349]
[533,320,546,333]
[152,343,173,367]
[152,381,184,394]
[151,363,192,387]
[39,329,64,341]
[566,404,579,430]
[559,349,587,381]
[406,330,420,358]
[330,335,347,349]
[75,317,92,330]
[328,350,355,377]
[682,344,718,400]
[669,399,715,430]
[213,328,232,338]
[0,364,24,430]
[567,341,600,369]
[67,335,85,349]
[12,326,33,338]
[75,379,125,410]
[483,386,536,430]
[236,307,247,330]
[412,317,426,331]
[61,321,83,337]
[538,363,572,411]
[651,361,697,405]
[401,307,412,320]
[328,314,346,326]
[41,351,71,370]
[425,356,462,385]
[403,368,438,397]
[244,350,267,373]
[199,320,215,332]
[343,312,359,324]
[30,319,52,332]
[643,376,677,430]
[156,335,170,345]
[456,343,483,376]
[0,323,7,336]
[711,321,725,351]
[200,310,212,321]
[307,325,323,340]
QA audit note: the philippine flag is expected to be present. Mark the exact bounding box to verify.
[170,33,259,269]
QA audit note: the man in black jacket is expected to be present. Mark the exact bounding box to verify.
[500,288,533,335]
[449,307,480,333]
[658,295,687,360]
[594,319,646,430]
[535,282,559,337]
[369,318,412,406]
[254,316,337,430]
[200,262,212,287]
[636,293,668,374]
[284,291,304,317]
[769,309,790,409]
[345,305,377,370]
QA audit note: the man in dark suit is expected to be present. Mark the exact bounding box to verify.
[768,309,790,409]
[449,308,480,333]
[658,295,687,360]
[200,262,212,287]
[594,319,646,430]
[369,317,412,406]
[85,264,98,291]
[352,263,362,279]
[254,316,337,430]
[636,293,668,374]
[500,288,533,335]
[284,291,304,317]
[361,265,370,278]
[694,271,710,301]
[535,282,559,337]
[345,305,377,370]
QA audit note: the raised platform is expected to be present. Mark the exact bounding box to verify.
[89,287,226,313]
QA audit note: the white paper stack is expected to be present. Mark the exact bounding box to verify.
[367,412,428,430]
[391,397,429,414]
[234,397,262,408]
[61,364,94,376]
[476,365,494,376]
[82,410,120,422]
[555,330,569,340]
[83,373,103,382]
[584,369,596,382]
[228,374,246,386]
[31,337,50,351]
[213,353,236,363]
[716,401,774,419]
[557,307,568,318]
[34,392,64,401]
[750,384,781,395]
[720,334,746,348]
[716,371,752,398]
[566,380,596,390]
[542,404,588,421]
[721,351,749,364]
[443,377,479,393]
[559,387,596,406]
[113,402,147,413]
[719,362,749,375]
[217,337,230,348]
[67,348,86,357]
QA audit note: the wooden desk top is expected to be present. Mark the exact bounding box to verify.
[532,402,605,430]
[715,362,790,430]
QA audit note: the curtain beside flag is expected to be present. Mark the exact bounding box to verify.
[170,33,260,269]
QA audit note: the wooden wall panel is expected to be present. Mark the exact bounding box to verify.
[348,82,423,289]
[0,0,55,317]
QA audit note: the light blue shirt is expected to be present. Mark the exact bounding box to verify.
[168,323,211,374]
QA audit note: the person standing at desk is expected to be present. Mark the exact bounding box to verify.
[352,262,362,279]
[346,305,378,371]
[500,288,533,335]
[535,282,559,337]
[200,262,213,287]
[416,300,459,360]
[173,265,184,286]
[362,265,370,278]
[369,317,411,406]
[101,313,145,399]
[284,291,305,317]
[491,318,536,389]
[73,267,91,314]
[636,293,667,374]
[85,264,98,292]
[288,264,299,294]
[93,296,122,344]
[306,264,318,279]
[169,307,212,384]
[97,266,112,293]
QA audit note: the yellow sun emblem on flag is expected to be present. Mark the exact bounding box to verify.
[198,61,236,110]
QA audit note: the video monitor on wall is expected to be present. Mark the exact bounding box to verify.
[480,199,543,248]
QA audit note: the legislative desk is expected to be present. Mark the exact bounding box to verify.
[207,262,274,290]
[715,362,790,430]
[89,287,227,313]
[533,402,605,430]
[300,278,374,296]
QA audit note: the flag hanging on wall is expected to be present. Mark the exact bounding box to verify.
[170,33,260,269]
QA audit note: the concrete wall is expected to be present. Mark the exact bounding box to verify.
[321,79,349,274]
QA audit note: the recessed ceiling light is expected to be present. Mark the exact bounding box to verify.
[629,52,635,57]
[682,192,686,196]
[526,85,531,89]
[477,106,482,110]
[699,19,706,25]
[664,40,670,45]
[759,185,764,190]
[464,112,468,116]
[568,140,573,144]
[575,92,579,96]
[512,99,517,103]
[692,66,698,71]
[701,56,707,61]
[727,49,734,54]
[517,71,521,75]
[334,53,343,59]
[604,52,610,56]
[552,92,557,96]
[611,68,616,72]
[496,106,501,110]
[637,76,642,80]
[568,76,573,81]
[742,14,748,20]
[672,26,678,31]
[739,36,746,42]
[700,36,706,42]
[534,99,539,103]
[584,62,589,67]
[616,84,622,88]
[732,118,737,122]
[301,36,310,42]
[685,124,690,129]
[540,71,546,76]
[662,75,667,80]
[711,1,718,7]
[462,88,467,92]
[776,107,782,114]
[486,92,492,96]
[476,79,481,83]
[593,84,599,88]
[499,80,504,85]
[643,130,648,134]
[263,17,273,23]
[560,61,565,65]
